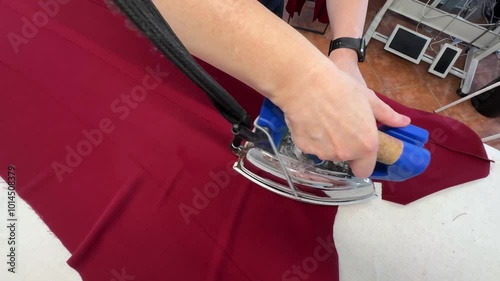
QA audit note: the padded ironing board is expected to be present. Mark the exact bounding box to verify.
[334,144,500,281]
[1,144,498,281]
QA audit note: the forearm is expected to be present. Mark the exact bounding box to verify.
[151,0,331,100]
[325,0,369,62]
[326,0,368,38]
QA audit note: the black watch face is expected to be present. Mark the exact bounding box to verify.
[358,52,365,62]
[358,39,366,62]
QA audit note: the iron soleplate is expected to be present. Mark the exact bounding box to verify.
[233,144,377,206]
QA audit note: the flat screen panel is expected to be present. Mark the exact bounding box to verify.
[433,48,459,74]
[384,25,432,64]
[428,43,462,78]
[388,29,428,60]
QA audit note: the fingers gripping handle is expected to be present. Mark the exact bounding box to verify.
[255,98,431,182]
[377,131,404,165]
[372,126,431,182]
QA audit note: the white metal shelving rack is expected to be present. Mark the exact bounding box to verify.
[363,0,500,95]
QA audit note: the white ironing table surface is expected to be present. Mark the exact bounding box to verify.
[1,144,499,281]
[334,144,500,281]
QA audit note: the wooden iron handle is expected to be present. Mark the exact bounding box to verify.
[377,131,404,165]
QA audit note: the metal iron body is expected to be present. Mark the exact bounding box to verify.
[233,99,432,206]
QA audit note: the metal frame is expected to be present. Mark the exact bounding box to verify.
[287,15,330,35]
[434,80,500,143]
[232,119,377,206]
[364,0,500,95]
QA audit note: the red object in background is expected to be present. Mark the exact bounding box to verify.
[0,1,491,281]
[286,0,330,24]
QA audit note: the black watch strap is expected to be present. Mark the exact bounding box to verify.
[328,37,366,62]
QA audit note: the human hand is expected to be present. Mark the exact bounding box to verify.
[328,49,366,86]
[270,58,410,178]
[328,48,412,134]
[329,49,408,130]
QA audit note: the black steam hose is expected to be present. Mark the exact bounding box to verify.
[112,0,262,145]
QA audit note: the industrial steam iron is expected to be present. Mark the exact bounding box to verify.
[113,0,432,206]
[232,99,431,205]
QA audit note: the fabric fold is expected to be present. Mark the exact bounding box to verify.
[375,94,493,205]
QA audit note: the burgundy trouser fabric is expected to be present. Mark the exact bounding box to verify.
[375,94,492,204]
[286,0,330,24]
[0,1,492,281]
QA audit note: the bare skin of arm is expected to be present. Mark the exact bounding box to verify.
[325,0,412,172]
[326,0,370,84]
[152,0,410,178]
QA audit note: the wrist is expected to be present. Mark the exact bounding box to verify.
[328,37,366,63]
[270,57,339,109]
[328,48,359,64]
[328,50,366,87]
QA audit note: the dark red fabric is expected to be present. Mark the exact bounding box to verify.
[375,95,492,204]
[0,1,492,281]
[286,0,330,24]
[0,1,339,281]
[286,0,307,18]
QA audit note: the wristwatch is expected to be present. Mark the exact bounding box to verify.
[328,37,366,62]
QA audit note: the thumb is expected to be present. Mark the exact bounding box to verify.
[367,92,411,127]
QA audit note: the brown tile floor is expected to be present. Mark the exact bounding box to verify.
[282,0,500,150]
